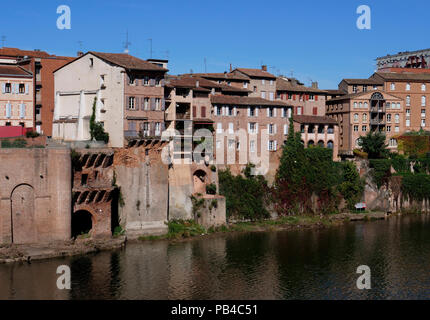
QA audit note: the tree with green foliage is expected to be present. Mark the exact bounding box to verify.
[338,161,364,209]
[90,97,109,143]
[358,131,388,159]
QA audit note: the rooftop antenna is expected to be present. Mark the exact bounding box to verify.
[163,50,170,60]
[123,30,131,54]
[77,40,83,51]
[204,57,207,73]
[1,35,6,48]
[290,70,294,78]
[147,38,152,58]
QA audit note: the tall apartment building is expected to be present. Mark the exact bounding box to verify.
[370,71,430,132]
[326,90,404,155]
[0,48,74,136]
[276,77,328,116]
[52,52,167,147]
[0,63,34,135]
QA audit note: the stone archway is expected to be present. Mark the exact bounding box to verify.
[11,184,35,244]
[72,210,93,238]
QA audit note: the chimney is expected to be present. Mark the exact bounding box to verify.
[229,64,232,72]
[77,51,84,57]
[261,65,267,71]
[196,80,199,88]
[311,82,318,89]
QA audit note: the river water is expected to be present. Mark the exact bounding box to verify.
[1,214,430,300]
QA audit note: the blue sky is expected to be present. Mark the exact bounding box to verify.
[1,0,429,89]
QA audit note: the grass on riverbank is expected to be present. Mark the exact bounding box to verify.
[138,215,337,242]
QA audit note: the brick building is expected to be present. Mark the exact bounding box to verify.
[0,63,34,133]
[232,66,277,100]
[53,51,168,147]
[0,48,74,136]
[276,77,328,116]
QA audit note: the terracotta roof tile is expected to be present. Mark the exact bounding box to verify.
[341,78,383,85]
[0,64,33,77]
[211,95,290,106]
[0,47,52,58]
[276,77,327,93]
[234,68,276,79]
[89,52,168,72]
[373,72,430,81]
[293,115,337,125]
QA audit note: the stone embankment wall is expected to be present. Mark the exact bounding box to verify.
[0,148,71,244]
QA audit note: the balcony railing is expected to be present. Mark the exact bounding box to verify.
[370,106,385,113]
[176,112,191,120]
[370,119,385,125]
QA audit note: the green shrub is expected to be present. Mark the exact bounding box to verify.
[206,183,217,195]
[26,130,40,138]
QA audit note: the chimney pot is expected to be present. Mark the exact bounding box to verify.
[312,82,318,89]
[262,65,267,71]
[77,51,84,57]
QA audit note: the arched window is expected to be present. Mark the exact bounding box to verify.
[406,83,411,91]
[307,140,314,147]
[354,113,359,122]
[422,84,426,92]
[395,114,400,123]
[406,96,411,106]
[422,95,426,106]
[362,113,367,122]
[327,140,334,149]
[390,83,395,91]
[355,138,361,147]
[318,140,325,147]
[364,102,368,108]
[389,138,398,147]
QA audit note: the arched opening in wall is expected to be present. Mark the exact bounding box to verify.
[72,210,93,238]
[317,140,325,147]
[307,140,315,147]
[327,140,334,149]
[11,184,35,244]
[193,169,207,194]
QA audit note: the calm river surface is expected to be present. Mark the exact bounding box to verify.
[1,214,430,300]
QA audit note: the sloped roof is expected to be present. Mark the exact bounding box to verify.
[293,115,337,125]
[341,78,383,85]
[89,52,168,71]
[373,72,430,81]
[276,77,327,93]
[211,95,290,106]
[327,90,403,102]
[187,72,250,81]
[166,75,222,89]
[0,47,52,58]
[233,68,276,79]
[0,64,33,77]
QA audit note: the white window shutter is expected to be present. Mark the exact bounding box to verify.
[247,107,250,117]
[275,124,277,134]
[247,123,251,133]
[25,84,29,95]
[256,107,259,117]
[1,83,5,94]
[267,141,270,151]
[267,108,270,117]
[274,141,277,151]
[267,124,270,133]
[284,124,287,135]
[256,123,259,133]
[222,106,225,116]
[274,108,277,117]
[6,103,11,118]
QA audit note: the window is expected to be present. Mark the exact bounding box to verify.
[19,84,25,94]
[422,109,426,118]
[228,139,235,149]
[262,79,265,85]
[395,126,400,133]
[353,85,358,93]
[248,107,257,117]
[406,119,411,127]
[395,114,400,123]
[387,114,392,122]
[155,78,161,86]
[155,122,161,135]
[373,85,378,90]
[268,108,274,117]
[353,113,359,122]
[364,102,368,108]
[362,113,368,122]
[215,106,222,116]
[144,98,149,110]
[390,83,395,91]
[270,80,274,86]
[253,86,257,92]
[228,106,234,116]
[422,119,426,127]
[422,96,426,106]
[216,140,221,149]
[268,124,274,134]
[4,83,11,93]
[406,96,410,106]
[129,97,136,110]
[309,94,315,101]
[406,83,411,91]
[228,123,234,134]
[362,126,367,132]
[250,140,256,153]
[129,76,135,85]
[406,109,411,117]
[354,102,358,108]
[5,103,11,118]
[261,91,266,99]
[363,85,367,92]
[387,126,391,132]
[389,139,398,147]
[354,125,359,132]
[268,140,276,151]
[142,122,150,136]
[297,106,302,115]
[19,103,25,119]
[422,84,426,92]
[216,123,223,133]
[269,92,274,101]
[386,102,391,109]
[288,93,292,100]
[89,58,94,67]
[359,102,362,108]
[237,141,241,150]
[155,98,160,110]
[249,122,257,134]
[144,76,149,85]
[243,82,248,88]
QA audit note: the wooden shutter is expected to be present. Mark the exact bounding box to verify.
[150,98,156,110]
[315,95,318,101]
[201,106,206,118]
[313,107,317,115]
[141,97,145,110]
[293,94,296,100]
[193,106,197,118]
